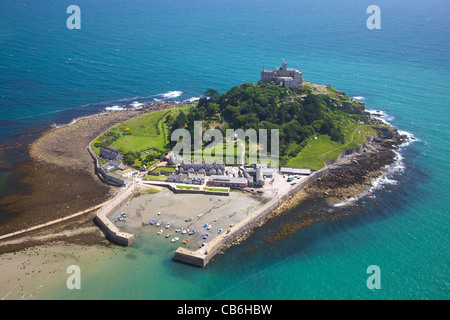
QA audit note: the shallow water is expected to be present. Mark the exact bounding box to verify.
[0,0,448,299]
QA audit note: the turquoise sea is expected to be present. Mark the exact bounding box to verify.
[0,0,448,299]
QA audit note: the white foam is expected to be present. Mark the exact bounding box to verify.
[353,96,365,101]
[160,91,183,99]
[129,101,144,109]
[366,109,393,126]
[397,129,418,147]
[105,105,125,111]
[332,109,419,207]
[333,196,361,208]
[184,96,201,104]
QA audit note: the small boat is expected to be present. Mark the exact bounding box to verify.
[203,223,208,228]
[207,225,212,230]
[157,230,163,235]
[176,227,183,233]
[156,221,161,227]
[197,213,203,218]
[185,218,193,222]
[182,239,189,244]
[121,212,127,218]
[118,216,123,222]
[171,237,179,243]
[200,243,206,248]
[203,233,209,239]
[188,230,196,235]
[158,211,161,215]
[165,223,170,229]
[182,229,189,234]
[165,233,171,238]
[150,219,155,225]
[126,202,131,205]
[210,197,213,201]
[218,229,223,234]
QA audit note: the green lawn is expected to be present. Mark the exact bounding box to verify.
[92,105,192,155]
[151,166,175,173]
[176,185,200,190]
[286,122,377,170]
[144,175,168,181]
[204,187,229,193]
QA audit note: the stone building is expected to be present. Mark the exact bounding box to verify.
[100,146,123,162]
[261,61,303,88]
[177,162,225,176]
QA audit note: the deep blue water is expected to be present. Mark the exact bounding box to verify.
[0,0,448,299]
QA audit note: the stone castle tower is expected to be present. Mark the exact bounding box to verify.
[261,61,303,88]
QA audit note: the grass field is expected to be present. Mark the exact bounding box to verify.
[175,185,200,190]
[92,102,378,171]
[204,187,229,192]
[151,166,175,173]
[144,174,168,181]
[286,120,377,170]
[92,105,192,155]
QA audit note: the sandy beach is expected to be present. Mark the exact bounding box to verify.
[111,187,268,250]
[0,242,120,300]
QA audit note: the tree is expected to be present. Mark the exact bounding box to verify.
[172,111,187,131]
[204,89,219,101]
[123,151,139,166]
[206,103,220,118]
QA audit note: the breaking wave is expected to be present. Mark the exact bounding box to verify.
[333,110,417,207]
[160,91,183,99]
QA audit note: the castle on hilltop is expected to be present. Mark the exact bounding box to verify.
[261,61,303,89]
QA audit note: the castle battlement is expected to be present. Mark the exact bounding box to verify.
[261,61,303,89]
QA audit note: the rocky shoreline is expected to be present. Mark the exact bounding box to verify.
[217,121,409,254]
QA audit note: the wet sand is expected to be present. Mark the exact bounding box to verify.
[111,188,267,250]
[0,242,119,300]
[0,102,179,239]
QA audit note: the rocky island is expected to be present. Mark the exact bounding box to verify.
[0,64,409,270]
